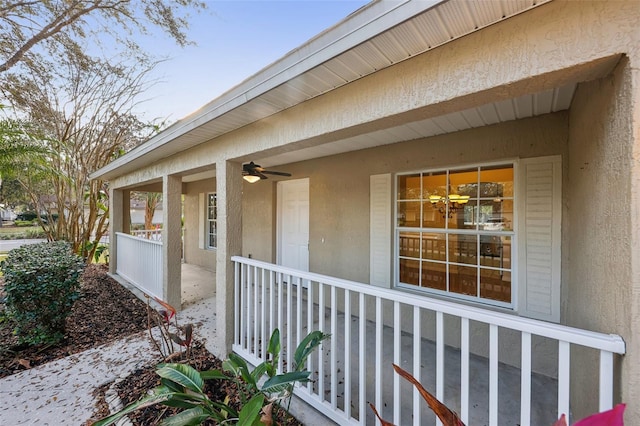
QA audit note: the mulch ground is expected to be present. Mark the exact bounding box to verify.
[0,263,302,425]
[0,264,149,377]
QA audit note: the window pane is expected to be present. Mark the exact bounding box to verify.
[209,234,216,248]
[399,232,420,258]
[480,269,511,302]
[399,258,420,286]
[422,171,447,198]
[449,265,477,296]
[398,174,421,200]
[449,168,477,196]
[421,233,446,261]
[480,235,510,267]
[422,201,446,228]
[449,234,477,265]
[398,201,421,227]
[421,261,446,291]
[447,200,477,230]
[480,166,513,198]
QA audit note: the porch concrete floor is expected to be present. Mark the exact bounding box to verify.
[181,263,216,308]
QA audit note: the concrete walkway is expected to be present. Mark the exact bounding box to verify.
[0,292,329,425]
[0,296,218,425]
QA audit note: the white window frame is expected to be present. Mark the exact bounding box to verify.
[394,160,518,310]
[206,192,217,250]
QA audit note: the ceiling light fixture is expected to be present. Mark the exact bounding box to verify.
[429,194,470,218]
[243,174,261,184]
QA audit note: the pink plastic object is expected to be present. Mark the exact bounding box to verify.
[574,404,625,426]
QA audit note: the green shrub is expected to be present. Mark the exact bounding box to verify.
[0,241,85,345]
[13,220,33,227]
[24,228,47,239]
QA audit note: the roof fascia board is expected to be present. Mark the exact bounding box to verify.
[90,0,446,181]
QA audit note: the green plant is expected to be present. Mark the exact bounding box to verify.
[92,362,257,426]
[223,328,330,413]
[0,241,85,345]
[148,296,194,361]
[93,328,329,426]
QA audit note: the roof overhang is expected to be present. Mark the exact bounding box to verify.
[91,0,554,182]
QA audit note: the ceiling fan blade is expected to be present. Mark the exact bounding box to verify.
[256,171,268,179]
[261,170,292,177]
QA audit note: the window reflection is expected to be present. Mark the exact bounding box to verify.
[396,164,514,307]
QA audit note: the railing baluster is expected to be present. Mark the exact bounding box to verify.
[261,268,267,359]
[331,285,338,409]
[287,274,293,373]
[436,311,444,426]
[490,324,498,426]
[413,306,421,425]
[461,317,470,424]
[234,261,240,345]
[277,272,283,373]
[393,301,400,425]
[359,292,366,425]
[297,276,303,352]
[269,270,275,340]
[599,351,614,411]
[521,332,532,426]
[246,266,253,352]
[375,297,383,420]
[307,280,314,393]
[254,266,259,356]
[240,263,246,349]
[558,341,570,420]
[344,289,352,418]
[318,283,325,401]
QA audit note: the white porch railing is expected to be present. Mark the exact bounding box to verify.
[131,228,163,241]
[232,256,625,426]
[116,232,163,300]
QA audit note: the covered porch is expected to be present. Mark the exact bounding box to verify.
[112,235,624,425]
[91,1,639,423]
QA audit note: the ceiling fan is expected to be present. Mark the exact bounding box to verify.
[242,161,291,183]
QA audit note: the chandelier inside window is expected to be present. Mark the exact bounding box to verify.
[428,194,470,218]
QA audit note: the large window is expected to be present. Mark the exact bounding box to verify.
[396,164,514,307]
[206,193,217,249]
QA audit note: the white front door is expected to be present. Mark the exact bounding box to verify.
[277,178,309,272]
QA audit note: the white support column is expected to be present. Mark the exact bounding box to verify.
[109,188,130,275]
[163,174,182,309]
[214,160,242,358]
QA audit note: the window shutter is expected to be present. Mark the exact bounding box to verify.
[518,156,561,322]
[370,174,392,288]
[198,193,205,249]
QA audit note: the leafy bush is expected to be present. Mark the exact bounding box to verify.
[13,220,34,227]
[0,241,85,345]
[94,328,330,426]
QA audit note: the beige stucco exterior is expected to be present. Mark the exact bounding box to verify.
[97,1,640,422]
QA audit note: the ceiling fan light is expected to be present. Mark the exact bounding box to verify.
[243,175,260,184]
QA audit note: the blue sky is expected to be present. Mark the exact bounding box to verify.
[137,1,369,123]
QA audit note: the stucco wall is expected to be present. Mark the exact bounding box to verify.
[241,112,567,376]
[567,58,634,418]
[183,179,216,270]
[242,180,276,263]
[264,113,568,283]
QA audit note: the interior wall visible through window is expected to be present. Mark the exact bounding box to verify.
[396,164,515,308]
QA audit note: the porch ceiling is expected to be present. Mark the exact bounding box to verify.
[92,0,556,181]
[256,82,579,168]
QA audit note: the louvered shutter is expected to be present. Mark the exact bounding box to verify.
[518,156,561,322]
[370,174,392,288]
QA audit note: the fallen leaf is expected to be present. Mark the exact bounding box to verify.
[18,359,31,369]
